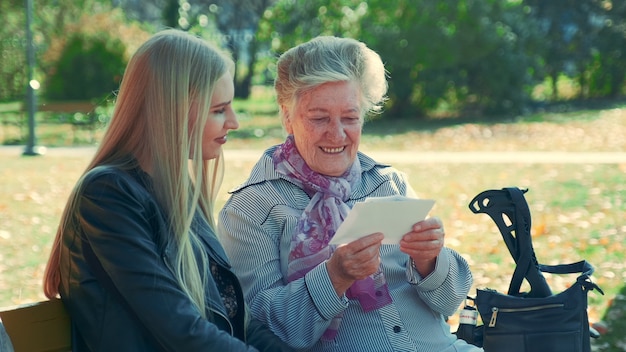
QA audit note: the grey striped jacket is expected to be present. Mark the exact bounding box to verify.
[218,146,482,352]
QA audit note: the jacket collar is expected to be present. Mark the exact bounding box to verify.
[191,212,231,268]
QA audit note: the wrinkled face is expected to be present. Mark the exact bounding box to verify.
[189,72,238,160]
[284,81,363,176]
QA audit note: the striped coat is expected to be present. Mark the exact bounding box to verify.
[218,146,482,352]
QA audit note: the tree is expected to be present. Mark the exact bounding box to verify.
[162,0,180,28]
[0,1,28,102]
[361,0,544,117]
[259,0,366,51]
[522,0,603,100]
[453,1,545,115]
[0,0,119,102]
[200,0,278,98]
[260,0,544,118]
[40,7,151,102]
[0,0,152,104]
[110,0,170,27]
[44,33,127,101]
[257,0,371,97]
[583,0,626,98]
[360,0,457,117]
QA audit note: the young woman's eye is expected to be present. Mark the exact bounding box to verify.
[212,108,226,115]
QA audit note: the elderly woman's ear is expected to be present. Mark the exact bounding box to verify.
[281,104,294,134]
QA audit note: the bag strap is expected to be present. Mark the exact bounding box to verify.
[469,187,551,297]
[539,260,604,294]
[539,260,593,276]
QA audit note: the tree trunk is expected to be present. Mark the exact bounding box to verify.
[234,36,258,99]
[550,71,559,100]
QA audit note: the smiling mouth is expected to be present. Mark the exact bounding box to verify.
[321,146,345,154]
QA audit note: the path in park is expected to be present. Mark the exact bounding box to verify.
[2,145,626,164]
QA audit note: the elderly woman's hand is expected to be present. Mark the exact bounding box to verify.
[326,232,384,297]
[399,217,445,277]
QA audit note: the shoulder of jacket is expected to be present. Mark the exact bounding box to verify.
[81,165,150,194]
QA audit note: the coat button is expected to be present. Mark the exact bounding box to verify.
[393,325,401,333]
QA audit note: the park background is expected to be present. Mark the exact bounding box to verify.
[1,1,625,351]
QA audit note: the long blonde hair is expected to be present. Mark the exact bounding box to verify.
[43,29,234,318]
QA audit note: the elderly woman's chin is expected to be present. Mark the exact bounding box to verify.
[314,155,355,176]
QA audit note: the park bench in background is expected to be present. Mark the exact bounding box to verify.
[0,102,24,144]
[0,299,71,352]
[35,101,97,116]
[0,100,101,144]
[30,101,101,143]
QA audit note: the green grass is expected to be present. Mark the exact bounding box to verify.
[1,89,625,349]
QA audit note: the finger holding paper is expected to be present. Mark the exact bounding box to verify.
[330,197,435,245]
[399,217,445,277]
[326,232,384,297]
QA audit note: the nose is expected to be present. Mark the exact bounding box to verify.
[226,109,239,130]
[326,118,346,141]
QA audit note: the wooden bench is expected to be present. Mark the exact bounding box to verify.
[0,102,25,144]
[0,100,102,144]
[0,299,71,352]
[32,101,97,114]
[32,101,101,143]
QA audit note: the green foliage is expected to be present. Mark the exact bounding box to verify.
[259,0,626,118]
[259,0,365,51]
[0,39,27,103]
[261,0,547,118]
[0,0,144,103]
[522,0,626,100]
[360,0,546,117]
[5,0,625,120]
[460,2,546,115]
[584,30,626,99]
[43,33,126,101]
[0,2,27,102]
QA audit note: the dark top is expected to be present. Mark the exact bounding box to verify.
[58,164,292,351]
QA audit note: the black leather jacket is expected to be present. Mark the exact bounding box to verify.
[58,165,291,351]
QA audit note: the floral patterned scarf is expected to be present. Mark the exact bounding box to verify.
[273,135,392,340]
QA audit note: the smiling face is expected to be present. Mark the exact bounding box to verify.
[189,72,238,160]
[284,81,363,176]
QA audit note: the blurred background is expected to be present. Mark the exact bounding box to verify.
[1,1,625,350]
[1,0,626,140]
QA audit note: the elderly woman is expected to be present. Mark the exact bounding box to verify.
[218,36,482,351]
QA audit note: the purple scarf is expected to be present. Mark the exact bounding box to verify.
[273,135,392,340]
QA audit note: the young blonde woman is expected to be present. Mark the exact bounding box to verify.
[42,29,291,352]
